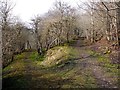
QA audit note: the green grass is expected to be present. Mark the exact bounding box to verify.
[15,53,26,60]
[87,50,118,74]
[68,46,78,58]
[71,69,97,88]
[3,60,25,75]
[86,50,118,86]
[39,45,78,68]
[97,55,118,75]
[14,51,45,62]
[29,51,45,61]
[98,56,110,63]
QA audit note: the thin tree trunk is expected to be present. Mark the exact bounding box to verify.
[35,31,42,55]
[117,3,120,46]
[91,7,94,43]
[0,26,2,75]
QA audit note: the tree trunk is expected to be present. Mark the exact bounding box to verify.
[90,7,95,43]
[106,11,111,42]
[37,41,42,55]
[67,32,69,43]
[117,2,120,46]
[0,26,2,88]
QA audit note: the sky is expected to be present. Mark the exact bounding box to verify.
[12,0,81,23]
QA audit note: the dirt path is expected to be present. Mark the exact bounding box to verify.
[73,40,118,88]
[2,40,118,89]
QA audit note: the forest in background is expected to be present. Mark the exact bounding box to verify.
[0,0,120,68]
[0,0,120,89]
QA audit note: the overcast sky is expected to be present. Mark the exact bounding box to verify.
[12,0,81,23]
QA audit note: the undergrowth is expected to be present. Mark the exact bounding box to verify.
[29,51,45,61]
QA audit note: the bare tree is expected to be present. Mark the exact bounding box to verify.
[0,0,15,67]
[78,0,120,46]
[31,16,43,55]
[52,1,79,43]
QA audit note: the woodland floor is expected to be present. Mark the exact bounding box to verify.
[2,39,119,89]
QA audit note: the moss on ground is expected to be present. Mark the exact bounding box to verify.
[87,49,118,77]
[3,60,25,73]
[14,52,26,60]
[97,55,118,73]
[39,46,77,67]
[29,51,45,61]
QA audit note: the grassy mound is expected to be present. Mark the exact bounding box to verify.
[39,46,77,67]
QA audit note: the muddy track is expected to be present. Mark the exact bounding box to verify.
[73,40,118,88]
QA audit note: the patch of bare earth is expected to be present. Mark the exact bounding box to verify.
[73,39,118,88]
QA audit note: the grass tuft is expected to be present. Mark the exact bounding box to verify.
[29,51,45,61]
[15,53,26,60]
